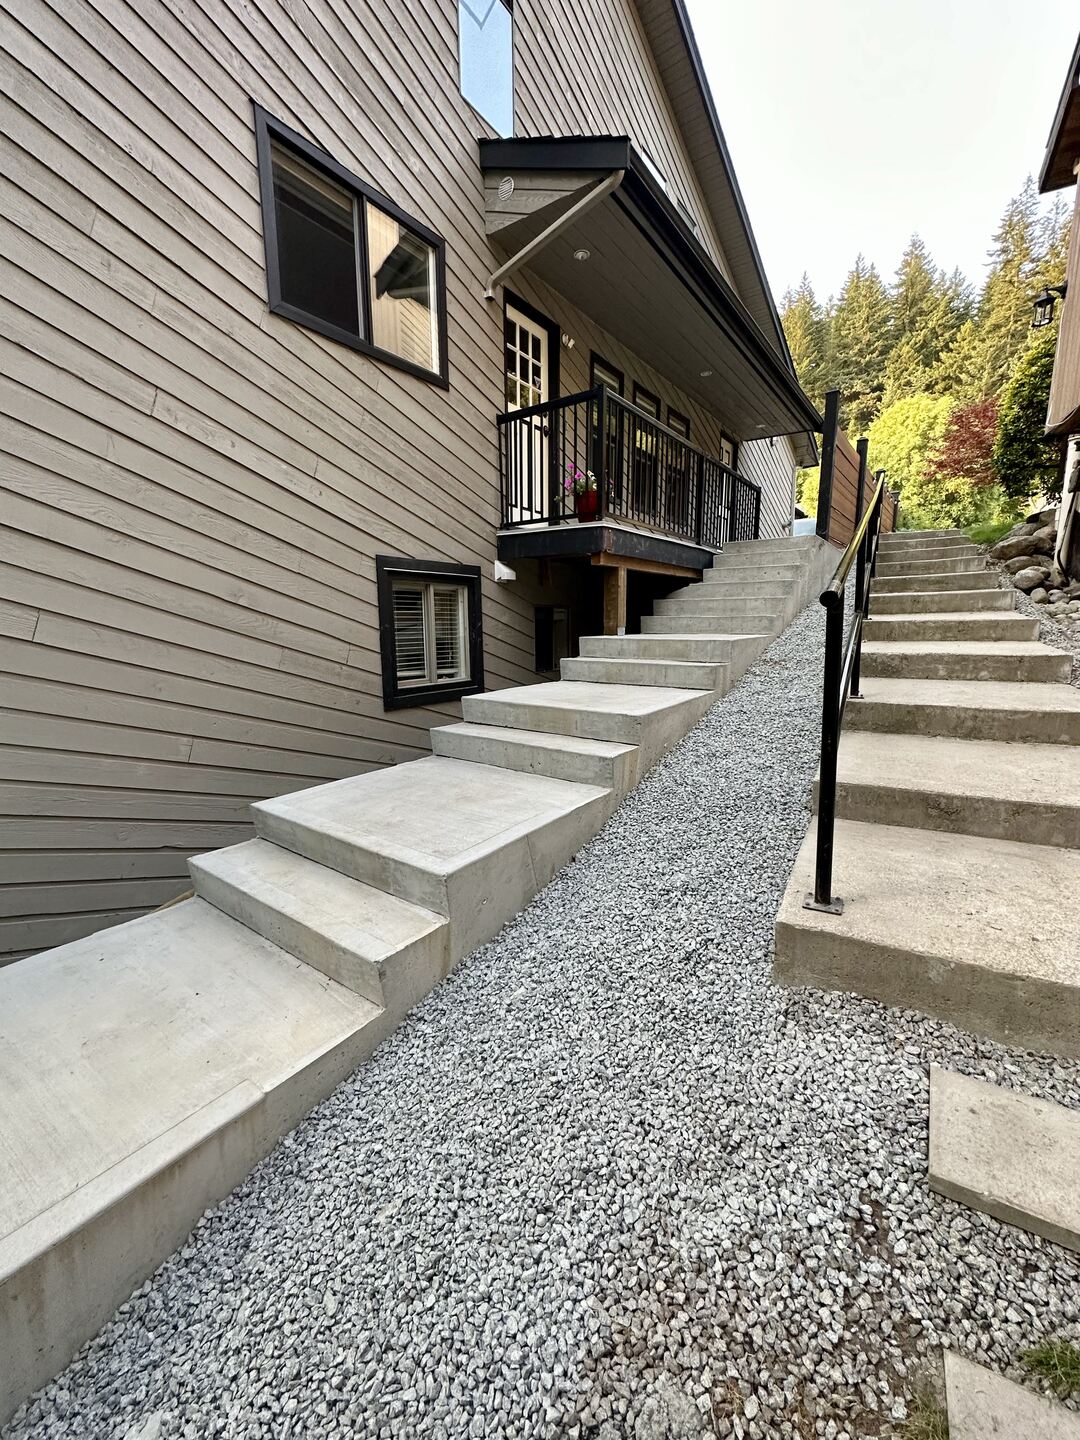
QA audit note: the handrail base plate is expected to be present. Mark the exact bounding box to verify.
[802,892,845,915]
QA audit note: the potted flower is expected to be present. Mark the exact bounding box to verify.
[565,462,600,521]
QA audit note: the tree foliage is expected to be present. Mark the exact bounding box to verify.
[927,398,999,489]
[992,326,1066,501]
[867,394,954,495]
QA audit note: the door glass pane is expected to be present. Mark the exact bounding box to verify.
[458,0,513,137]
[271,143,360,335]
[367,203,440,373]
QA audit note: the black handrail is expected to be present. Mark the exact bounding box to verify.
[804,470,887,914]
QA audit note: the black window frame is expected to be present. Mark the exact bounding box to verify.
[632,382,661,418]
[254,105,449,388]
[666,407,691,440]
[376,556,484,710]
[590,352,624,395]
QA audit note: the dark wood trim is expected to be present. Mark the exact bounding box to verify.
[666,407,691,440]
[590,351,625,395]
[589,554,698,579]
[253,103,449,388]
[632,382,661,418]
[375,555,484,711]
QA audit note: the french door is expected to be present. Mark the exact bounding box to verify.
[504,304,551,523]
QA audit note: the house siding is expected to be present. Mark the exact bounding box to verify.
[0,0,800,960]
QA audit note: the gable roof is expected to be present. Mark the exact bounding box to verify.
[1040,29,1080,192]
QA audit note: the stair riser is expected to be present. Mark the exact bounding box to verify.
[773,925,1080,1059]
[462,691,713,763]
[656,595,786,617]
[704,565,802,584]
[860,651,1071,683]
[254,793,612,962]
[719,538,819,553]
[431,727,636,792]
[695,579,795,595]
[879,531,967,544]
[641,613,781,635]
[876,545,981,563]
[560,656,726,690]
[871,590,1013,615]
[189,860,448,1011]
[847,700,1080,745]
[864,617,1039,642]
[873,572,1000,593]
[877,558,986,577]
[579,635,734,662]
[825,780,1080,851]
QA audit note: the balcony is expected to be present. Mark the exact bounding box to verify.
[497,388,762,553]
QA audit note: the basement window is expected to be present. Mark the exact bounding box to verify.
[458,0,514,137]
[377,557,484,710]
[255,106,448,385]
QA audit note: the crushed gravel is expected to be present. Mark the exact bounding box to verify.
[6,599,1080,1440]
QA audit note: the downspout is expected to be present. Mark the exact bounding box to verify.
[484,170,626,300]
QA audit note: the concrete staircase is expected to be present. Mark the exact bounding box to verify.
[775,529,1080,1060]
[0,533,834,1426]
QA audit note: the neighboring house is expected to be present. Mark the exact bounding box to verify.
[1041,30,1080,578]
[0,0,820,961]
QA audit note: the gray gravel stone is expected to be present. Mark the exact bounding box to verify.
[4,596,1079,1440]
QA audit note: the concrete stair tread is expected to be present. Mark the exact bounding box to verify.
[434,721,634,760]
[868,608,1009,622]
[864,614,1040,643]
[836,729,1080,809]
[620,630,768,640]
[945,1352,1080,1439]
[855,677,1080,715]
[560,655,727,689]
[862,640,1060,657]
[468,678,710,719]
[929,1068,1080,1254]
[777,819,1080,1055]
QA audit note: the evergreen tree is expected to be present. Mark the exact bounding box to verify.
[780,274,829,412]
[829,256,892,434]
[959,178,1043,400]
[992,325,1065,501]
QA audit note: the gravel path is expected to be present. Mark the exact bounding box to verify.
[8,600,1080,1440]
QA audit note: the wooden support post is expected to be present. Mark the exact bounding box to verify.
[603,563,628,635]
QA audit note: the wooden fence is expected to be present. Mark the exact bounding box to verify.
[815,390,898,545]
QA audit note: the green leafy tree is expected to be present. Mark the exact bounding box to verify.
[992,325,1066,502]
[830,256,892,433]
[796,466,820,517]
[867,392,955,496]
[781,275,830,412]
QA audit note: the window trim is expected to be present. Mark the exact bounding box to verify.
[590,352,625,395]
[720,431,740,470]
[666,407,691,440]
[632,382,661,419]
[254,105,449,388]
[376,556,484,710]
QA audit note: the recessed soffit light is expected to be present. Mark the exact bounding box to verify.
[699,368,713,377]
[573,248,591,262]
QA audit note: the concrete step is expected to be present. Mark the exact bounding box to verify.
[876,555,987,577]
[945,1352,1080,1439]
[877,543,982,564]
[864,612,1040,643]
[860,640,1071,683]
[561,655,728,690]
[704,562,803,584]
[694,577,796,595]
[579,632,764,665]
[463,679,714,772]
[655,592,786,617]
[829,730,1080,847]
[431,721,638,792]
[880,529,967,544]
[847,677,1080,744]
[641,611,783,635]
[871,588,1013,615]
[719,537,819,555]
[189,838,450,1014]
[873,570,1001,593]
[774,818,1080,1057]
[930,1068,1080,1255]
[0,898,389,1427]
[253,755,612,960]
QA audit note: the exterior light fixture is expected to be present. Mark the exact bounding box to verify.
[1033,284,1067,328]
[573,248,590,262]
[699,368,713,377]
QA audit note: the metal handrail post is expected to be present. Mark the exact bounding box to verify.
[809,594,846,914]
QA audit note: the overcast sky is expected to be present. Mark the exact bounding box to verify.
[685,0,1078,305]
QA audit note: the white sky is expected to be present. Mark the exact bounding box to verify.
[685,0,1078,305]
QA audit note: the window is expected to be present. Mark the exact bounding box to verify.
[633,384,661,419]
[255,106,448,385]
[534,605,570,673]
[377,557,483,709]
[590,353,624,395]
[459,0,514,137]
[720,433,738,469]
[666,408,691,440]
[676,197,699,234]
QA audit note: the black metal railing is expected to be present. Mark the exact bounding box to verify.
[497,387,762,547]
[804,468,887,914]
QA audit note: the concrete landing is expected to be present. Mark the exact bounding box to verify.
[847,677,1080,744]
[945,1352,1080,1439]
[254,755,612,958]
[929,1068,1080,1254]
[774,818,1080,1057]
[831,730,1080,847]
[0,898,387,1422]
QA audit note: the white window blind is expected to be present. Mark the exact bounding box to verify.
[392,578,469,688]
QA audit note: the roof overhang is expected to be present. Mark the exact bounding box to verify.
[1040,30,1080,192]
[480,136,821,466]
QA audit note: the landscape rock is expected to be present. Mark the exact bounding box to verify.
[1029,525,1058,555]
[1049,589,1066,604]
[1026,505,1058,527]
[1030,588,1049,604]
[990,535,1040,562]
[1012,565,1051,592]
[1005,521,1040,539]
[1003,554,1038,575]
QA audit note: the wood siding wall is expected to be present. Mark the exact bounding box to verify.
[0,0,800,960]
[1047,180,1080,436]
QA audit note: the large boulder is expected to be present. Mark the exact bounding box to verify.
[1013,565,1051,591]
[1030,587,1049,603]
[1005,521,1040,539]
[1026,506,1058,527]
[1029,525,1057,555]
[1003,554,1038,574]
[990,534,1040,562]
